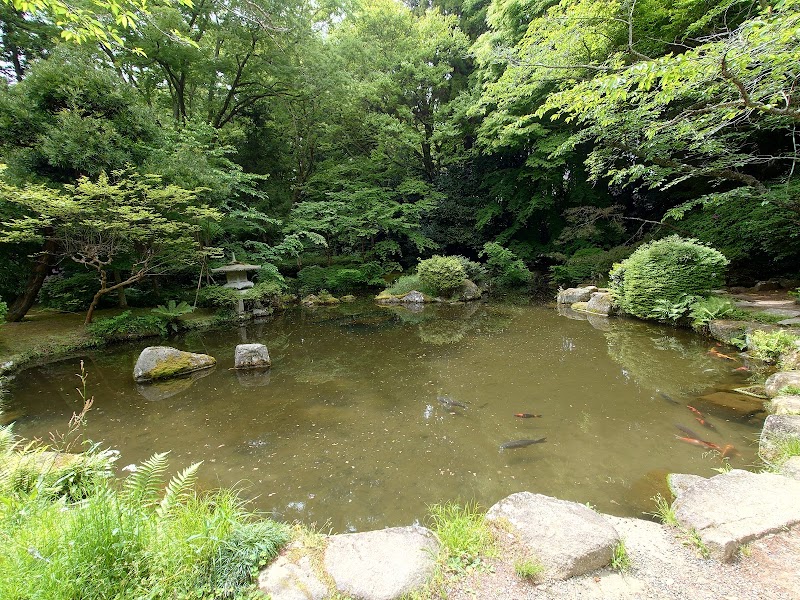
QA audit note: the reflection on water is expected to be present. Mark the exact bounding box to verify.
[7,301,763,532]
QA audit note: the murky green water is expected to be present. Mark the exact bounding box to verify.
[6,301,764,532]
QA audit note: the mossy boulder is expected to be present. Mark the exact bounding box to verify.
[133,346,216,383]
[301,292,340,306]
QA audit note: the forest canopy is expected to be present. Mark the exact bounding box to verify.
[0,0,798,319]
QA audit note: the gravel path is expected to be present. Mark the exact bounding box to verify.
[444,518,799,600]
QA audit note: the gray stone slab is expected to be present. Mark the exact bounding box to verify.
[765,371,800,398]
[324,526,439,600]
[778,317,800,326]
[667,473,706,498]
[486,492,619,580]
[672,469,800,561]
[234,343,271,369]
[772,395,800,415]
[258,553,327,600]
[557,286,598,304]
[760,308,800,318]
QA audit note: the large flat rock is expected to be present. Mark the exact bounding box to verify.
[765,371,800,398]
[486,492,619,580]
[672,469,800,561]
[323,526,439,600]
[133,346,216,383]
[257,553,327,600]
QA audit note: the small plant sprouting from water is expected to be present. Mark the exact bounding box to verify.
[611,540,631,572]
[514,558,544,580]
[650,494,678,527]
[427,501,496,573]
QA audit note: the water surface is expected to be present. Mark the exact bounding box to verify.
[7,301,763,532]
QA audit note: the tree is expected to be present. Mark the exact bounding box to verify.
[0,169,220,323]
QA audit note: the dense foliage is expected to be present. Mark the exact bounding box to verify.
[0,0,798,321]
[610,236,729,320]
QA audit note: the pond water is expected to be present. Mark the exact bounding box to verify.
[6,301,764,532]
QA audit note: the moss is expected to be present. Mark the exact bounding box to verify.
[146,353,215,381]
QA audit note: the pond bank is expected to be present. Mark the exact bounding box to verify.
[259,484,800,599]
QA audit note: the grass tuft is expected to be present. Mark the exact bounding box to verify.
[427,501,495,574]
[650,493,678,527]
[514,558,545,580]
[610,540,631,572]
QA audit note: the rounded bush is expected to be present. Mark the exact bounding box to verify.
[417,255,466,296]
[610,236,729,320]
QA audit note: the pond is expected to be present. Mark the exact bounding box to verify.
[6,301,764,533]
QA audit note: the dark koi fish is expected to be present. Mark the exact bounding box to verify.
[514,413,542,418]
[658,392,679,405]
[500,438,546,450]
[675,424,703,440]
[437,396,467,409]
[694,416,718,432]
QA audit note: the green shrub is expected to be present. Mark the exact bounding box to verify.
[550,245,634,286]
[39,272,101,312]
[689,296,736,329]
[197,281,285,309]
[0,447,289,600]
[417,255,466,296]
[383,274,436,296]
[649,294,701,324]
[480,242,532,288]
[297,263,389,295]
[0,297,6,323]
[151,301,194,333]
[453,255,488,284]
[610,236,729,320]
[749,330,799,365]
[87,311,167,341]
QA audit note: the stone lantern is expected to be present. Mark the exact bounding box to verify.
[211,254,261,313]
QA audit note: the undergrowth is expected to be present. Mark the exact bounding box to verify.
[427,501,496,574]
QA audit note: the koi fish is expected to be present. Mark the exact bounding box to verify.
[514,413,542,418]
[675,424,703,440]
[734,366,750,372]
[437,396,467,409]
[675,436,721,451]
[721,444,740,458]
[658,391,679,405]
[694,416,717,432]
[687,405,704,418]
[708,348,736,361]
[500,438,546,449]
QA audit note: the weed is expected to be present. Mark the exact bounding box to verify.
[610,540,631,572]
[749,330,800,365]
[650,494,678,527]
[685,529,711,559]
[427,501,495,574]
[778,385,800,396]
[514,558,545,580]
[739,543,752,558]
[761,435,800,470]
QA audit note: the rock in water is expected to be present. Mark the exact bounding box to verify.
[557,286,598,304]
[486,492,619,580]
[771,395,800,415]
[401,290,425,304]
[324,526,439,600]
[133,346,216,383]
[458,279,482,301]
[586,291,614,316]
[672,469,800,561]
[234,343,271,369]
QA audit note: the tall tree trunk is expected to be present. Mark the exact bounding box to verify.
[7,237,58,322]
[113,270,128,308]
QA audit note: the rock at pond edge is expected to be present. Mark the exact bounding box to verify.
[323,525,439,600]
[765,372,800,398]
[133,346,216,383]
[485,492,619,580]
[557,286,598,305]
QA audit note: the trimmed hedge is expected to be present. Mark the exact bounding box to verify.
[417,256,466,296]
[610,236,728,320]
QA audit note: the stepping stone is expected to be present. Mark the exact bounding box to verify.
[258,553,327,600]
[234,343,271,369]
[672,469,800,561]
[778,317,800,326]
[324,526,439,600]
[486,492,619,580]
[760,308,800,318]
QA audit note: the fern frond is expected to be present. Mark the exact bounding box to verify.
[122,452,170,507]
[156,462,202,520]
